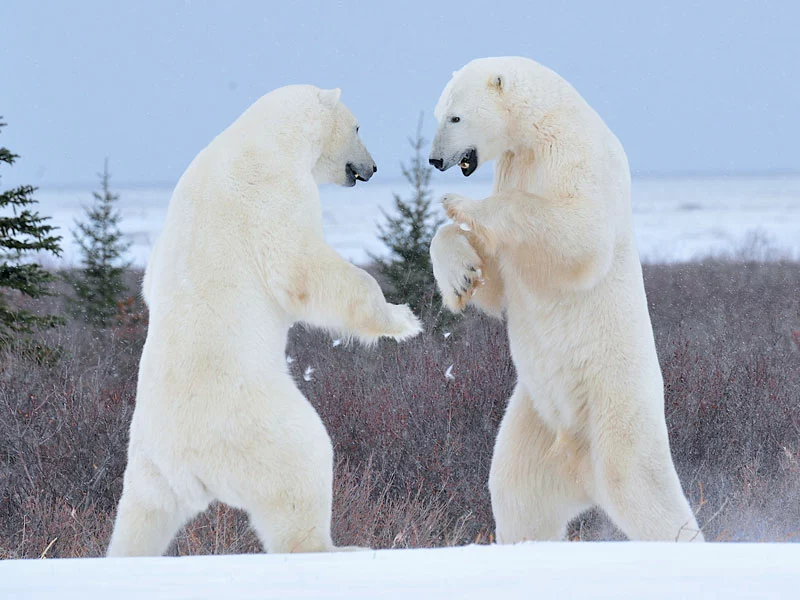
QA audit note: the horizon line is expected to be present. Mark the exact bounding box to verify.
[25,168,800,191]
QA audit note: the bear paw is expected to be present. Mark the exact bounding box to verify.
[441,193,478,231]
[384,303,423,341]
[430,228,485,313]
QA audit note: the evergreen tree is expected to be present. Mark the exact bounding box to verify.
[68,160,130,326]
[372,115,445,319]
[0,118,63,345]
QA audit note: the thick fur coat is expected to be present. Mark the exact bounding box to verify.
[108,85,421,557]
[429,57,702,542]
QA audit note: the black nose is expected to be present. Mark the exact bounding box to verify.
[372,164,377,174]
[429,157,444,170]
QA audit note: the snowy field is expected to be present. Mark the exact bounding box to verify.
[33,174,800,268]
[2,542,800,599]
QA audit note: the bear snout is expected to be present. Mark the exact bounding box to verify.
[346,162,376,183]
[429,157,445,171]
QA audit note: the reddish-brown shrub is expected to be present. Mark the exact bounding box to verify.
[1,259,798,557]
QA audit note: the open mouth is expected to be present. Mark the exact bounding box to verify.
[459,148,478,177]
[345,163,368,187]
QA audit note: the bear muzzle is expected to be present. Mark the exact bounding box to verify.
[428,148,478,177]
[345,162,377,186]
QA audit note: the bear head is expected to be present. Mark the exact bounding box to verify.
[312,88,377,187]
[429,56,565,177]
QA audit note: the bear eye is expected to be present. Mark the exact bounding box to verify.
[450,116,461,123]
[355,125,360,133]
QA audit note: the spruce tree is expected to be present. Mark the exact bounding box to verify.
[68,160,130,326]
[0,118,63,345]
[372,115,444,319]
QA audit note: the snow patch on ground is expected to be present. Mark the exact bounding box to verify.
[2,542,799,599]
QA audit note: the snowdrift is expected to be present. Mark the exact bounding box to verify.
[2,542,799,599]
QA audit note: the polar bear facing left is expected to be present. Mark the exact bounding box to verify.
[107,85,421,557]
[429,58,702,542]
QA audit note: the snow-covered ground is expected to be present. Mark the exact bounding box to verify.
[2,542,799,599]
[33,174,800,268]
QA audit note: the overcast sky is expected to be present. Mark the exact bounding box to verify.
[1,1,798,187]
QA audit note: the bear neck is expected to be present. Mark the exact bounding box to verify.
[229,97,326,172]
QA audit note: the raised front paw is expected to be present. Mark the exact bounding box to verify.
[384,303,423,341]
[430,225,484,313]
[441,193,478,231]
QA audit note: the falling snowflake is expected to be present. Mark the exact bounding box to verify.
[444,364,455,381]
[286,356,295,364]
[443,331,451,339]
[303,366,315,382]
[332,339,342,347]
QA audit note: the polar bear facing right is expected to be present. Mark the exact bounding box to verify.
[429,57,702,542]
[107,85,421,557]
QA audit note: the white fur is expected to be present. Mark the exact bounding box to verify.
[107,85,421,557]
[430,57,703,542]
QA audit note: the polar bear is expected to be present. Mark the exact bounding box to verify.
[429,57,702,542]
[107,85,421,557]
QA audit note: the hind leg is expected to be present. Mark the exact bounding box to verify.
[589,398,703,542]
[221,382,340,554]
[107,455,200,557]
[245,461,335,555]
[489,386,592,542]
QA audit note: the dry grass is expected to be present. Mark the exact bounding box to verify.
[1,258,799,558]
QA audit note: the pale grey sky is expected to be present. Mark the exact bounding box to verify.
[1,0,798,187]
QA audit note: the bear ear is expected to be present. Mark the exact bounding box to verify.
[319,88,342,108]
[490,75,504,92]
